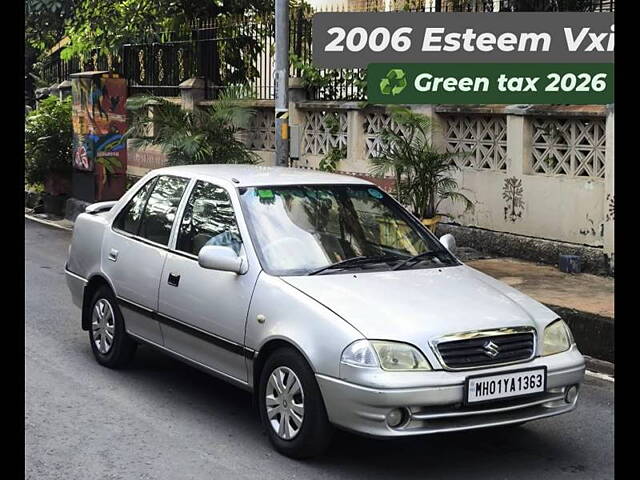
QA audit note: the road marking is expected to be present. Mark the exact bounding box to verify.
[586,370,614,383]
[25,214,73,231]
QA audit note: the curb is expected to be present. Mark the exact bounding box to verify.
[584,355,614,379]
[546,305,614,364]
[25,213,73,231]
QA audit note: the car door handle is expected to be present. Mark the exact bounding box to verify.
[108,249,118,262]
[167,273,181,287]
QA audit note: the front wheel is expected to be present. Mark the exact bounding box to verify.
[88,286,137,368]
[258,348,333,459]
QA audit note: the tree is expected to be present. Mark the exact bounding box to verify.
[25,0,76,52]
[60,0,273,60]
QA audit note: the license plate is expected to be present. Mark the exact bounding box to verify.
[465,367,547,404]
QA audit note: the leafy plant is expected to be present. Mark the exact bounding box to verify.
[25,95,73,185]
[25,182,45,193]
[370,106,473,220]
[125,86,260,166]
[290,53,367,100]
[289,53,333,91]
[319,146,346,173]
[318,113,346,173]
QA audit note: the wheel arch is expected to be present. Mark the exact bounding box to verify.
[252,338,314,393]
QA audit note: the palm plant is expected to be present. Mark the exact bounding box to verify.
[125,86,259,166]
[370,106,473,220]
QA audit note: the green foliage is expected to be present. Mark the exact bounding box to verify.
[125,87,260,167]
[26,182,45,193]
[370,106,473,219]
[25,0,75,52]
[318,113,346,173]
[290,53,367,99]
[319,146,346,173]
[290,53,332,90]
[60,0,178,60]
[59,0,273,61]
[25,96,73,185]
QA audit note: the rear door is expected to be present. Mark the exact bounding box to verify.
[102,174,190,345]
[157,180,260,384]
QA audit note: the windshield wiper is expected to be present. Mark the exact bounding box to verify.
[307,255,400,276]
[391,251,444,271]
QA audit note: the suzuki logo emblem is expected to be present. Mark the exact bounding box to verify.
[483,340,500,358]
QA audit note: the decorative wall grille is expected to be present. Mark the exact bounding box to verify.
[531,117,606,178]
[246,109,275,151]
[443,114,508,171]
[363,111,412,159]
[302,110,348,156]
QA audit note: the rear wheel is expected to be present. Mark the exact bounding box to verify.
[258,348,333,459]
[88,286,137,368]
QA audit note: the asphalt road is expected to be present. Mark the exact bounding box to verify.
[25,219,614,479]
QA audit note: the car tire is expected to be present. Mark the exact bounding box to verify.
[258,347,333,459]
[88,286,137,368]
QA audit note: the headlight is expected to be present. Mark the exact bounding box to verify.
[542,319,574,356]
[371,341,432,371]
[341,340,431,371]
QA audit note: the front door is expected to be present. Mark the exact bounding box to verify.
[158,180,259,383]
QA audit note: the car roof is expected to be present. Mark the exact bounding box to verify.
[148,164,374,187]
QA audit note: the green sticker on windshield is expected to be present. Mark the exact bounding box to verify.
[368,188,383,199]
[257,188,274,199]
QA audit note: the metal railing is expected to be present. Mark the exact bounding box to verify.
[36,0,614,102]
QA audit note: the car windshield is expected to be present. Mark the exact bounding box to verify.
[238,184,458,276]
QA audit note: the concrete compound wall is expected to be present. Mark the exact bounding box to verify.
[126,78,614,270]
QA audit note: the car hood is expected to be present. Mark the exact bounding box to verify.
[281,264,558,347]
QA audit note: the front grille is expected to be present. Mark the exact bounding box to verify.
[436,331,535,369]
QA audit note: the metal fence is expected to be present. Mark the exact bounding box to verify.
[37,0,614,103]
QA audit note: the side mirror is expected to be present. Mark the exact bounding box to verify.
[198,245,245,274]
[439,233,457,254]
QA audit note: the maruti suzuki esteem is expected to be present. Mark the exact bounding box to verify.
[65,165,584,458]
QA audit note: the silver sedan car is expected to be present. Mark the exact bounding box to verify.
[65,165,584,458]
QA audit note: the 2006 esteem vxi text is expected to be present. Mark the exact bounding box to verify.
[65,165,585,458]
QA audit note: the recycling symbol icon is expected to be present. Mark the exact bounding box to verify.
[379,69,407,96]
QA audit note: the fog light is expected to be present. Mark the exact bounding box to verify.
[565,385,579,404]
[386,408,405,428]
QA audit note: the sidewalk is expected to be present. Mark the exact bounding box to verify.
[25,211,614,366]
[467,257,613,319]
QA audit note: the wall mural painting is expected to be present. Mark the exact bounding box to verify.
[71,75,127,180]
[503,176,525,222]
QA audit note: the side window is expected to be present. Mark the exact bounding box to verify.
[137,175,190,246]
[176,181,242,256]
[113,177,156,234]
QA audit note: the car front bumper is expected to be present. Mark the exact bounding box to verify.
[316,346,585,437]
